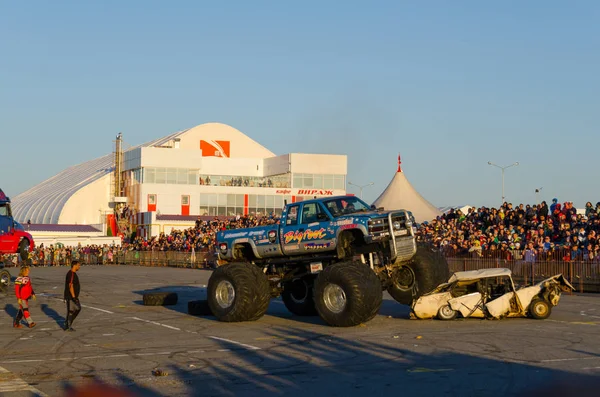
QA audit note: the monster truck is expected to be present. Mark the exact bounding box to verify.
[209,195,449,327]
[0,188,35,262]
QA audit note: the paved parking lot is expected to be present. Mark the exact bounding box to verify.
[1,265,599,397]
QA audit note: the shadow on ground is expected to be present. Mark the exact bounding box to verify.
[40,303,65,328]
[55,323,600,397]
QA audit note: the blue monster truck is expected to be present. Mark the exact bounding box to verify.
[209,195,449,327]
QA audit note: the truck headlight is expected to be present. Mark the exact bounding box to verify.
[393,221,401,230]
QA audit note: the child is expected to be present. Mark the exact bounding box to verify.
[14,266,36,328]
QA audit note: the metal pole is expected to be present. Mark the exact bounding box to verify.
[502,169,505,204]
[488,161,519,206]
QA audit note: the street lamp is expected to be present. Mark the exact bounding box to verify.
[347,181,374,200]
[487,161,519,205]
[535,187,543,205]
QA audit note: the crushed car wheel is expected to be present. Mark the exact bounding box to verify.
[282,277,318,316]
[207,262,270,322]
[314,260,382,327]
[188,300,212,316]
[529,298,551,320]
[0,270,10,293]
[388,244,450,306]
[437,304,458,321]
[143,292,178,306]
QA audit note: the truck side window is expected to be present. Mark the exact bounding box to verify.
[0,205,7,217]
[286,205,299,225]
[301,203,317,224]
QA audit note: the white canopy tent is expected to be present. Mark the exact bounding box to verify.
[372,156,442,223]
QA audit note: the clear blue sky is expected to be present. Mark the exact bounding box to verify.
[1,1,599,209]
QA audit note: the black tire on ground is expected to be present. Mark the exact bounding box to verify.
[387,244,450,306]
[437,304,458,321]
[143,292,178,306]
[207,262,271,322]
[18,239,30,261]
[313,260,382,327]
[188,300,212,316]
[282,278,318,316]
[529,298,552,320]
[0,269,10,293]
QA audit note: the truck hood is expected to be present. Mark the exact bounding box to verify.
[337,210,401,220]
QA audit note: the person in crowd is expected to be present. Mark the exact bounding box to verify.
[14,266,36,329]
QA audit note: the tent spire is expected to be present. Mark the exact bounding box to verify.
[397,153,402,173]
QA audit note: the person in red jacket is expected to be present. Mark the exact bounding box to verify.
[14,266,36,329]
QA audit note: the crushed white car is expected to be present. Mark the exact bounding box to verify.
[411,268,574,321]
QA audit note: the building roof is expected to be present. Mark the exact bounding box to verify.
[11,127,191,224]
[371,156,442,223]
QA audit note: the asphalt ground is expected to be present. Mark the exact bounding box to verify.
[0,265,599,397]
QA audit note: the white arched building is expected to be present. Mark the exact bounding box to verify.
[12,123,348,239]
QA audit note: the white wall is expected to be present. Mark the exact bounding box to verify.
[59,174,112,224]
[290,153,347,175]
[264,154,291,176]
[199,157,263,177]
[140,147,205,169]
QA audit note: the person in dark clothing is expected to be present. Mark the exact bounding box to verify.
[64,260,81,331]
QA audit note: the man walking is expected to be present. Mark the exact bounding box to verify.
[64,260,81,331]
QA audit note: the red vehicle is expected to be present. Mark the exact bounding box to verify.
[0,188,34,261]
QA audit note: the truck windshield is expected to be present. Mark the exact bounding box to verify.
[323,197,371,218]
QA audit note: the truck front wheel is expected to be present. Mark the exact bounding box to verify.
[18,239,30,261]
[387,245,450,306]
[282,278,318,316]
[314,260,382,327]
[207,262,271,322]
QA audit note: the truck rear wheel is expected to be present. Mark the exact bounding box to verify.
[387,244,450,306]
[18,239,30,261]
[282,278,318,316]
[314,260,382,327]
[207,262,270,322]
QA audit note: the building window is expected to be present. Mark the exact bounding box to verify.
[181,195,190,205]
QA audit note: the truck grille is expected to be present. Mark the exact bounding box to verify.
[368,212,409,238]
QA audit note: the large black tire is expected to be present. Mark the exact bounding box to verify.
[18,239,30,261]
[282,277,318,316]
[207,262,271,322]
[388,244,450,306]
[143,292,178,306]
[0,269,10,293]
[313,260,383,327]
[188,300,212,316]
[529,298,552,320]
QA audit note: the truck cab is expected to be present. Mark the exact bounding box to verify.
[0,188,34,261]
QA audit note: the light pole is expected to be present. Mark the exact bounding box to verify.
[535,187,543,205]
[487,161,519,205]
[347,181,374,200]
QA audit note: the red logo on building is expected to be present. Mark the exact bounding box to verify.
[276,189,292,194]
[200,140,230,158]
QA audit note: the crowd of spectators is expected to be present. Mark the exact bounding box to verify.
[417,199,600,263]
